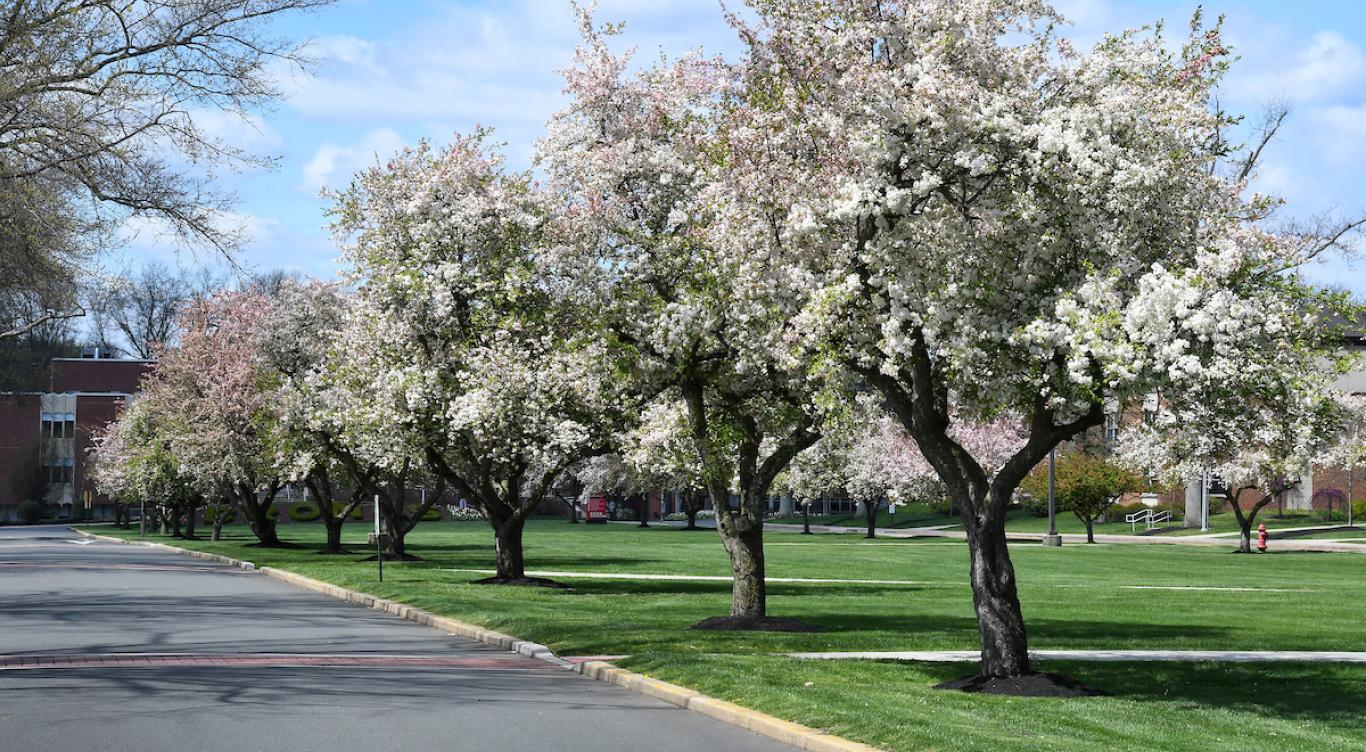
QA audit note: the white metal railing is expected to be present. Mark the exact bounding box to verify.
[1126,508,1172,533]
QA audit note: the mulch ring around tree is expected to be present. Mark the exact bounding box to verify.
[934,672,1105,697]
[471,575,572,588]
[690,615,822,633]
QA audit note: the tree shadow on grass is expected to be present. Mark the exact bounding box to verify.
[1048,661,1366,722]
[405,555,671,570]
[549,579,931,599]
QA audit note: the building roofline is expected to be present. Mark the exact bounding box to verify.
[0,391,134,397]
[48,357,156,364]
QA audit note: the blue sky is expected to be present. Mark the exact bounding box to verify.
[125,0,1366,294]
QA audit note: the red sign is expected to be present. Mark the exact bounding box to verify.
[584,496,609,523]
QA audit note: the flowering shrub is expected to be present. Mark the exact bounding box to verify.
[664,510,715,522]
[441,505,484,522]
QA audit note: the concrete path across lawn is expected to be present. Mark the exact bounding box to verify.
[446,568,1317,595]
[716,521,1366,553]
[447,568,949,586]
[788,650,1366,663]
[0,525,801,752]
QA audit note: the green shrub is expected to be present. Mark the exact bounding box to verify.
[416,506,442,522]
[1106,501,1147,523]
[1353,500,1366,521]
[927,496,954,516]
[288,503,321,522]
[1020,493,1048,517]
[332,502,364,520]
[16,499,47,524]
[204,507,236,524]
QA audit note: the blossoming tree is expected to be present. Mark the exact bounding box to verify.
[542,12,829,628]
[327,131,625,583]
[1118,312,1352,553]
[90,394,202,537]
[574,400,710,529]
[725,0,1359,680]
[142,291,290,545]
[253,280,377,554]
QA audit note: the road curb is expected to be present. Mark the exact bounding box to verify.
[69,528,879,751]
[572,660,880,751]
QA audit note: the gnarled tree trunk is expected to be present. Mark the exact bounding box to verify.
[237,482,281,546]
[718,512,766,617]
[490,513,527,580]
[963,507,1031,677]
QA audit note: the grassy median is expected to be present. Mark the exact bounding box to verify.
[97,519,1366,751]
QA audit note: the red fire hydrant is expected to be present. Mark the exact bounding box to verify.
[1257,523,1268,553]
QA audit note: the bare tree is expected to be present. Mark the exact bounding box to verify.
[107,262,222,358]
[0,0,334,340]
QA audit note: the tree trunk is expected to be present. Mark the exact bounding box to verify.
[491,516,527,580]
[382,500,410,559]
[719,522,765,618]
[1084,518,1095,544]
[686,507,698,530]
[638,494,650,528]
[211,518,224,542]
[1238,523,1253,554]
[802,501,811,535]
[170,506,183,538]
[864,499,878,539]
[964,514,1031,678]
[239,489,280,546]
[323,518,344,553]
[184,504,197,539]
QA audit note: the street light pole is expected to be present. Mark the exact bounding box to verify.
[1200,470,1209,532]
[1043,446,1062,546]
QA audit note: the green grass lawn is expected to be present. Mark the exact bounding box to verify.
[1277,527,1366,540]
[772,504,1109,534]
[98,520,1366,751]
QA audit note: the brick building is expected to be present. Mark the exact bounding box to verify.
[0,353,153,522]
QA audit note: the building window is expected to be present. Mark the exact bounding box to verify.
[1104,413,1118,445]
[47,458,74,484]
[40,413,76,439]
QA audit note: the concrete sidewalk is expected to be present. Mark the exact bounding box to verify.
[723,520,1366,553]
[789,649,1366,663]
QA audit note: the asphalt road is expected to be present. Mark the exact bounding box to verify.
[0,525,797,752]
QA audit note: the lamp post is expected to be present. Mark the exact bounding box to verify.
[1042,447,1062,546]
[1200,470,1210,532]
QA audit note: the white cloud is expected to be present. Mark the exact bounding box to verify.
[1311,104,1366,162]
[1238,32,1366,104]
[300,127,408,192]
[188,109,284,157]
[280,1,741,162]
